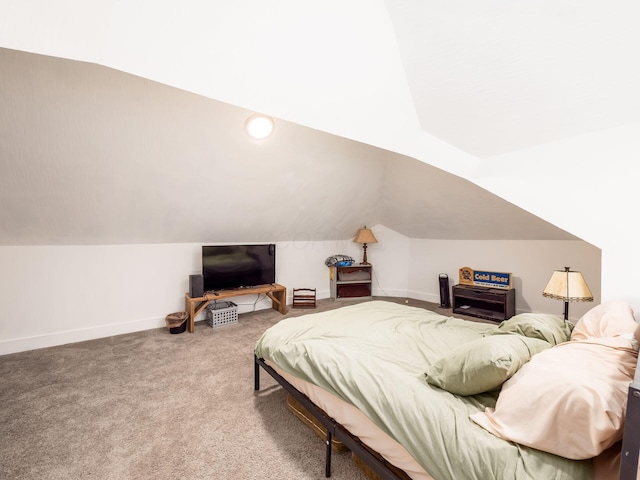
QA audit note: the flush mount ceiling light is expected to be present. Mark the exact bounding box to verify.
[245,114,275,139]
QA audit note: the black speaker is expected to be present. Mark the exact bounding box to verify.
[439,273,451,308]
[189,274,204,298]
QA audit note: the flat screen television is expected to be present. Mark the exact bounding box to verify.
[202,244,276,292]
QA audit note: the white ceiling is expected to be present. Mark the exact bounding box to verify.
[385,0,640,157]
[0,49,385,244]
[2,1,635,245]
[4,1,637,161]
[0,48,577,244]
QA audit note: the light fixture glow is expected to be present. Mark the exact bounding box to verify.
[245,114,275,139]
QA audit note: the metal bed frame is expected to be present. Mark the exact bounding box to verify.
[254,355,405,480]
[257,353,640,480]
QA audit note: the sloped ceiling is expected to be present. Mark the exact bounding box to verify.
[385,0,640,157]
[0,48,384,244]
[4,1,634,245]
[0,48,577,245]
[380,155,576,240]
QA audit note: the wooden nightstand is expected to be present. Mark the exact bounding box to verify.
[330,264,372,301]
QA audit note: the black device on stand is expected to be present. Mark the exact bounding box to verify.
[439,273,451,308]
[189,274,204,298]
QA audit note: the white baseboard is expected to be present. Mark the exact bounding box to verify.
[372,288,410,299]
[0,292,311,356]
[0,290,447,356]
[0,316,166,356]
[406,290,440,304]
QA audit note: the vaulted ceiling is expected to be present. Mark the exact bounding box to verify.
[0,48,577,244]
[1,1,637,245]
[387,1,639,157]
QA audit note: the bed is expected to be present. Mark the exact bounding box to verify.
[254,299,640,480]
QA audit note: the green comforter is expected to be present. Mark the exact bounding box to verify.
[255,300,592,480]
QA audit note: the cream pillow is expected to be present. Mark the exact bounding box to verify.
[470,340,637,460]
[571,301,639,344]
[425,334,551,396]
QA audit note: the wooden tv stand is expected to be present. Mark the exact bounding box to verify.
[184,283,287,333]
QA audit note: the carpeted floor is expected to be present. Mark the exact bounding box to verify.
[0,296,475,479]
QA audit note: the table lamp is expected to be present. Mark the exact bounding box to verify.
[353,227,378,265]
[542,266,593,321]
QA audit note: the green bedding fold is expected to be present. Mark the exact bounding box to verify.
[255,300,592,480]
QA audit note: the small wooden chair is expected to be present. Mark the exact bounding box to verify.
[292,288,317,309]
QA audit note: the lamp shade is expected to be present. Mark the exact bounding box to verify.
[353,228,378,244]
[542,268,593,302]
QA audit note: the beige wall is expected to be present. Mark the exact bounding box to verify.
[0,228,601,355]
[406,238,601,321]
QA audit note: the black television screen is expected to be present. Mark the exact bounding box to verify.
[202,244,276,292]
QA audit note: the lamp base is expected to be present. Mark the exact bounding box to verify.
[360,243,369,265]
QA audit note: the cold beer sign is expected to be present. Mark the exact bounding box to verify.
[459,266,512,290]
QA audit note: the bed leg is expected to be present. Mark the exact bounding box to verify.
[325,430,332,478]
[254,356,260,391]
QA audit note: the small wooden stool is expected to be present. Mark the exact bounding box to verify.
[292,288,317,309]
